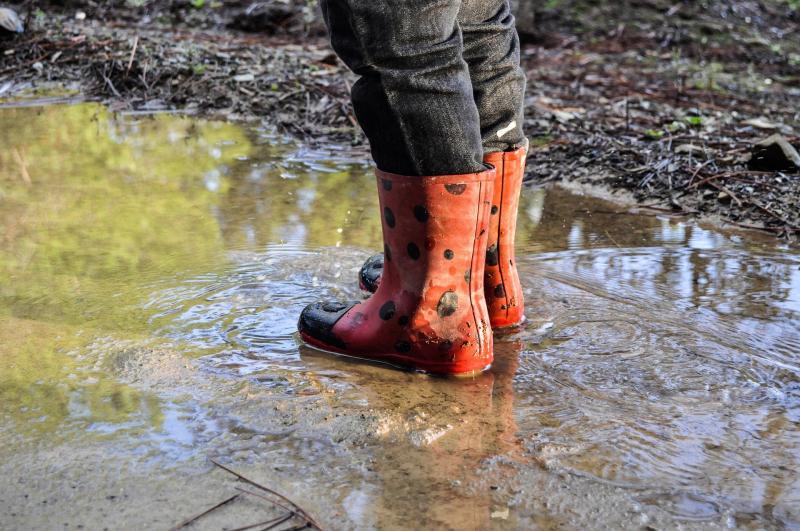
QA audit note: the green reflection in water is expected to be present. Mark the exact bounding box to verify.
[0,104,253,329]
[0,317,164,440]
[0,103,385,442]
[0,104,254,439]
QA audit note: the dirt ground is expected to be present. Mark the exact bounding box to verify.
[1,0,799,239]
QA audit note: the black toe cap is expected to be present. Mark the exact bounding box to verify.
[298,300,358,349]
[359,253,384,293]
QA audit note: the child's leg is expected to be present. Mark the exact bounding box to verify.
[320,0,485,175]
[458,0,527,153]
[299,0,496,375]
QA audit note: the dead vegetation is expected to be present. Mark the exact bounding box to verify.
[170,460,324,531]
[522,41,800,237]
[1,0,798,238]
[518,1,800,237]
[1,1,351,136]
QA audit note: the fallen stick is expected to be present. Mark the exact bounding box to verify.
[234,487,298,517]
[168,494,240,531]
[126,35,139,75]
[211,459,323,530]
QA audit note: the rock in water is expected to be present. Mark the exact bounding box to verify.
[748,134,800,172]
[0,7,24,34]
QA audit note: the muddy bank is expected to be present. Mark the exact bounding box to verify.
[1,1,351,137]
[1,1,798,237]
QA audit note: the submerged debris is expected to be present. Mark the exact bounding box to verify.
[170,459,324,531]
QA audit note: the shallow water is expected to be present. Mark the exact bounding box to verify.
[1,104,799,530]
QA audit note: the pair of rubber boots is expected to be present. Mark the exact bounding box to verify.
[298,145,527,375]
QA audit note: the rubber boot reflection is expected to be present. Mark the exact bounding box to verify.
[299,340,524,530]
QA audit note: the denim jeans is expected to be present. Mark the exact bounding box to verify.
[320,0,527,176]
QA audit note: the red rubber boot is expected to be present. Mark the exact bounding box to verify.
[482,147,526,328]
[298,167,496,375]
[358,146,528,328]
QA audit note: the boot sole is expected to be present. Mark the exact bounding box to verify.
[491,314,527,331]
[299,332,491,377]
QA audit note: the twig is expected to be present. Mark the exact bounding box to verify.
[211,460,322,530]
[687,160,713,187]
[728,220,773,232]
[707,180,742,206]
[126,35,139,75]
[101,70,121,97]
[748,200,800,229]
[690,170,776,189]
[689,171,732,189]
[261,515,300,530]
[234,487,297,517]
[604,230,621,248]
[168,494,240,531]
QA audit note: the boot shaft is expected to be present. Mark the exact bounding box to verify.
[376,169,494,296]
[299,167,498,375]
[367,169,496,369]
[484,146,526,255]
[355,145,529,329]
[483,146,527,327]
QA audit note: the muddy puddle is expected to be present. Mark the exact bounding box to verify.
[1,104,799,530]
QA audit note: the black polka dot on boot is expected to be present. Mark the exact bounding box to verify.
[413,205,429,222]
[384,207,396,228]
[494,285,506,298]
[486,244,499,266]
[382,179,392,191]
[379,301,396,320]
[407,242,420,260]
[444,249,454,260]
[445,183,466,195]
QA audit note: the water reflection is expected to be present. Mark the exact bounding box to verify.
[515,188,800,524]
[297,340,525,529]
[1,103,799,527]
